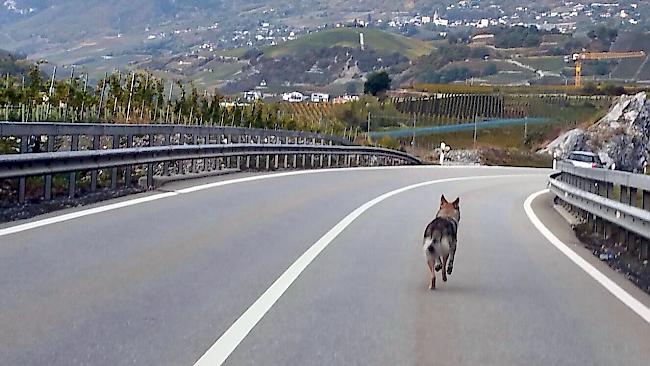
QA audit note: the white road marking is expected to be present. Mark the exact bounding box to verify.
[0,192,178,237]
[175,165,547,194]
[0,167,408,237]
[0,166,543,237]
[193,174,534,366]
[524,189,650,324]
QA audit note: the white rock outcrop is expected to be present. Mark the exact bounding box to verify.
[540,92,650,172]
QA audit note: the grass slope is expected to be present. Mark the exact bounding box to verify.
[263,28,431,59]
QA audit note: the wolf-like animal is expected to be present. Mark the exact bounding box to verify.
[422,195,460,290]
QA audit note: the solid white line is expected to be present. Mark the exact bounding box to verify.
[0,167,410,237]
[0,165,540,237]
[193,174,534,366]
[524,189,650,324]
[175,165,545,194]
[0,192,179,237]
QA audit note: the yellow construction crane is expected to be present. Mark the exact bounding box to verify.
[570,51,646,87]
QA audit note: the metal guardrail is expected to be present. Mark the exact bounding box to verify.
[549,161,650,258]
[0,142,420,204]
[0,121,353,154]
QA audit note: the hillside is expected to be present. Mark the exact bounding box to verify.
[0,49,29,75]
[263,28,431,60]
[610,32,650,81]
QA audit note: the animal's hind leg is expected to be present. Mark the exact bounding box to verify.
[427,259,436,290]
[441,255,448,282]
[447,241,457,275]
[434,256,442,272]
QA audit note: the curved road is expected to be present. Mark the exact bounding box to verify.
[1,167,649,365]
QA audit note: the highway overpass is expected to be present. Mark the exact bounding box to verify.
[1,166,649,365]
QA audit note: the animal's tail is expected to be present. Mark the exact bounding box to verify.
[425,238,434,253]
[424,231,442,253]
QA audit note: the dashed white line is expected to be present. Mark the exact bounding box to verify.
[524,189,650,324]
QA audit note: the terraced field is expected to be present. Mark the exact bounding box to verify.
[610,32,650,80]
[518,56,566,73]
[262,28,432,59]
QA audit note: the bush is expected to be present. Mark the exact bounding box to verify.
[364,71,391,96]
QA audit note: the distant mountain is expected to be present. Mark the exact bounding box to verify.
[0,1,447,49]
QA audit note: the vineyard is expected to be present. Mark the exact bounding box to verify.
[0,67,349,136]
[391,94,612,126]
[278,102,340,125]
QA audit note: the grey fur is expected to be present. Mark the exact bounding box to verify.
[422,195,460,289]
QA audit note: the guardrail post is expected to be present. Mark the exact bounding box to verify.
[44,135,54,200]
[620,185,628,205]
[293,154,297,168]
[111,135,118,189]
[90,135,100,192]
[163,134,171,176]
[125,134,133,188]
[643,190,650,211]
[629,187,638,207]
[328,154,332,167]
[191,135,198,173]
[18,136,28,204]
[265,154,270,170]
[69,134,79,198]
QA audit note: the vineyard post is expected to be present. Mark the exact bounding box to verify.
[126,73,135,122]
[80,73,88,120]
[98,73,107,120]
[473,110,478,149]
[411,113,416,147]
[165,81,173,122]
[524,117,528,142]
[367,111,371,142]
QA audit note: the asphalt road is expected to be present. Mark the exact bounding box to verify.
[1,166,649,365]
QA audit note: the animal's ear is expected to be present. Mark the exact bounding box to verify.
[440,194,448,207]
[452,197,460,209]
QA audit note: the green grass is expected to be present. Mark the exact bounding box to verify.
[262,28,432,59]
[481,71,537,85]
[444,60,528,73]
[518,56,567,73]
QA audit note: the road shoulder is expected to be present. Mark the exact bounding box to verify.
[530,190,650,309]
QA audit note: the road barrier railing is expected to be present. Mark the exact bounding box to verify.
[1,143,421,204]
[549,161,650,259]
[0,121,352,153]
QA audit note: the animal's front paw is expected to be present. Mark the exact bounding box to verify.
[446,266,453,275]
[434,264,442,272]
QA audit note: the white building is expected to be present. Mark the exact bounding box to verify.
[310,93,330,103]
[282,92,306,103]
[243,91,262,102]
[433,11,449,26]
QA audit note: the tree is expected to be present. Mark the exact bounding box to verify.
[345,82,358,95]
[364,71,391,96]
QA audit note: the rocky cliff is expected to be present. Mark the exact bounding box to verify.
[540,92,650,172]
